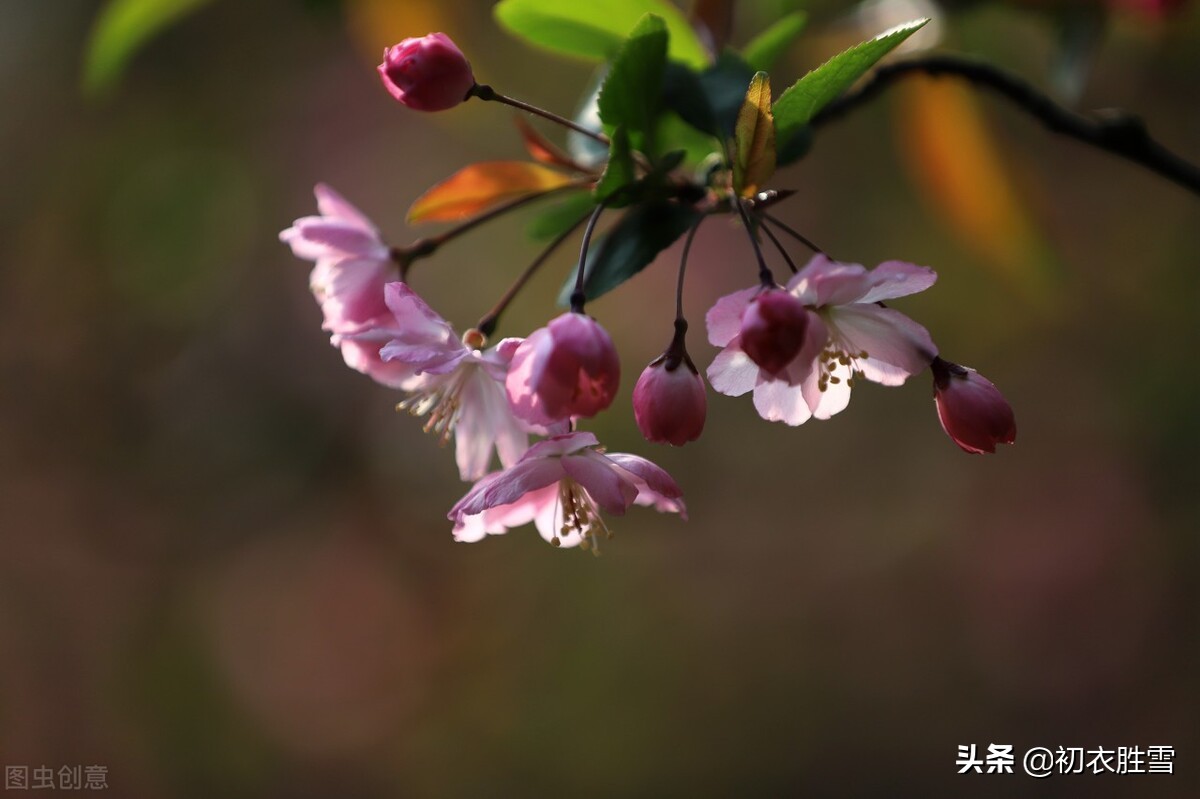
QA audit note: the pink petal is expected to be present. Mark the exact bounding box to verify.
[382,283,458,344]
[705,342,760,397]
[314,183,378,232]
[505,327,557,426]
[531,489,585,548]
[521,431,598,461]
[562,451,639,516]
[826,305,937,386]
[453,369,528,480]
[799,359,853,420]
[453,457,564,518]
[705,287,758,347]
[314,258,394,331]
[334,334,422,390]
[775,310,828,387]
[854,260,937,304]
[787,254,863,305]
[809,264,872,307]
[604,453,683,501]
[379,342,467,375]
[752,380,812,425]
[453,483,555,541]
[292,220,387,260]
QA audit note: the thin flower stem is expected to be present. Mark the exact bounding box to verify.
[811,55,1200,197]
[403,182,590,277]
[476,210,593,338]
[676,216,705,321]
[570,203,608,313]
[471,84,610,146]
[732,195,775,288]
[428,182,588,249]
[757,220,798,274]
[758,211,824,255]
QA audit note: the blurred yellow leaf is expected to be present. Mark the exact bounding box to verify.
[896,77,1057,304]
[408,162,574,223]
[734,72,776,197]
[348,0,447,62]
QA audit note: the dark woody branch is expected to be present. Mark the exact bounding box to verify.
[810,55,1200,197]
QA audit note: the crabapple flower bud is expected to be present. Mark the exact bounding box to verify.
[506,312,620,425]
[378,33,475,112]
[739,288,810,377]
[633,357,707,446]
[931,357,1017,454]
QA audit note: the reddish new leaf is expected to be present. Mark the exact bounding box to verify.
[409,161,574,223]
[514,115,590,173]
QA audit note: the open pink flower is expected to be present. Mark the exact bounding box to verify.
[355,282,530,480]
[932,357,1017,454]
[449,432,686,551]
[738,288,812,377]
[505,312,620,425]
[281,185,411,386]
[378,33,476,112]
[280,184,396,331]
[706,255,938,426]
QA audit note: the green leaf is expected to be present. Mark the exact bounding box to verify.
[597,14,669,139]
[662,52,756,139]
[733,72,776,196]
[741,11,807,72]
[527,193,597,242]
[494,0,708,68]
[593,126,637,205]
[558,201,701,304]
[773,19,928,149]
[654,112,722,165]
[83,0,215,95]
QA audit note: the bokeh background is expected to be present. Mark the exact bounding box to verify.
[1,1,1197,796]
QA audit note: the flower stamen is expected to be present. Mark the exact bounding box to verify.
[557,478,610,556]
[396,369,470,446]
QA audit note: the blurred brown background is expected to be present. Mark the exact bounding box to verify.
[0,0,1196,796]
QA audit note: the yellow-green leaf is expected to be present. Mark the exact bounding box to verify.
[408,162,575,223]
[741,12,807,72]
[494,0,709,69]
[774,19,928,151]
[83,0,215,96]
[733,72,776,197]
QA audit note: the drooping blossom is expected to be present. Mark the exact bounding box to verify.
[378,33,476,112]
[706,254,939,426]
[738,288,811,377]
[931,356,1017,454]
[280,184,396,330]
[355,282,530,480]
[449,432,686,551]
[280,185,416,387]
[506,312,620,425]
[633,326,707,446]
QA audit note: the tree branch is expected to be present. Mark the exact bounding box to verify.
[810,55,1200,197]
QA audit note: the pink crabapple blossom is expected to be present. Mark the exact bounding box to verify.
[633,338,707,446]
[738,288,812,377]
[279,184,417,388]
[931,357,1017,454]
[353,282,532,481]
[706,254,939,426]
[378,33,476,112]
[449,432,686,552]
[505,312,621,426]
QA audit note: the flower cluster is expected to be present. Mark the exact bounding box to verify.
[281,29,1017,552]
